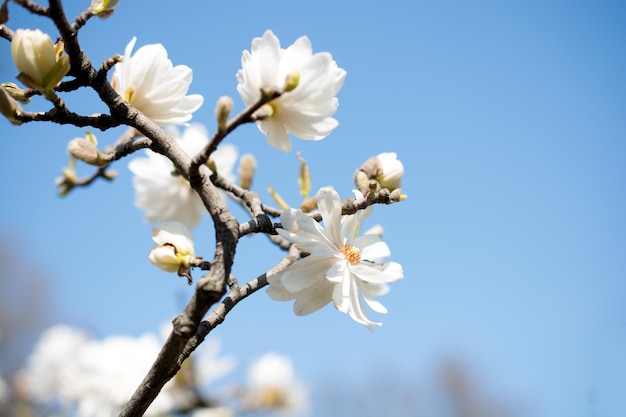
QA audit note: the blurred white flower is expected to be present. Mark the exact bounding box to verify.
[194,338,237,389]
[112,37,203,125]
[148,221,195,274]
[128,124,238,228]
[190,407,235,417]
[267,187,403,330]
[243,352,308,414]
[17,324,90,403]
[17,325,183,417]
[375,152,404,191]
[11,29,70,93]
[71,334,175,417]
[237,30,346,152]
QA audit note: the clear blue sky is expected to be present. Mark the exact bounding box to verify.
[1,1,625,416]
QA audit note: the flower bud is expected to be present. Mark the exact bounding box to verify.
[354,152,404,193]
[375,152,404,191]
[11,29,70,93]
[148,222,195,276]
[283,71,300,92]
[0,86,22,125]
[1,82,30,104]
[90,0,120,17]
[67,135,110,167]
[238,153,256,190]
[215,96,233,132]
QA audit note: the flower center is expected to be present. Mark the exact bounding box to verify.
[342,244,361,265]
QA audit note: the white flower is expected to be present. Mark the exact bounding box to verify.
[148,221,195,273]
[111,37,203,125]
[128,124,238,228]
[17,325,90,403]
[193,338,237,389]
[237,30,346,152]
[375,152,404,191]
[191,407,235,417]
[243,352,308,414]
[11,29,70,92]
[72,334,175,417]
[267,187,403,330]
[17,326,180,417]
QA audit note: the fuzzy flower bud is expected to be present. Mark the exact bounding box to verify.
[90,0,120,17]
[11,29,70,93]
[215,96,233,132]
[148,222,195,274]
[1,82,30,104]
[67,132,110,167]
[0,85,22,125]
[238,153,256,190]
[283,71,300,92]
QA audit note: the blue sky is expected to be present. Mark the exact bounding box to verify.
[1,1,625,416]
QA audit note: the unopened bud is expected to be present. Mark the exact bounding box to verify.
[238,153,256,190]
[300,196,317,213]
[1,83,30,104]
[11,29,70,93]
[67,136,110,167]
[0,86,22,125]
[215,96,233,132]
[90,0,120,17]
[354,152,404,193]
[283,71,300,92]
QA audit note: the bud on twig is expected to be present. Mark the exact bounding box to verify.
[1,83,30,104]
[0,86,22,125]
[238,153,256,190]
[283,71,300,92]
[215,96,233,133]
[67,132,111,167]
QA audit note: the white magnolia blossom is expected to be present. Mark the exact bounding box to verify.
[148,221,195,273]
[190,407,235,417]
[243,352,308,414]
[237,30,346,152]
[267,187,403,330]
[375,152,404,191]
[17,325,91,403]
[128,124,238,228]
[16,325,177,417]
[112,37,203,125]
[11,29,70,92]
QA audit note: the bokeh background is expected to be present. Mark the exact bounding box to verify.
[1,1,625,416]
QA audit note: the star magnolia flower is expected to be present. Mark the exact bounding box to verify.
[128,124,238,228]
[236,30,346,152]
[148,222,195,274]
[111,37,203,125]
[267,187,403,330]
[243,352,308,414]
[11,29,70,93]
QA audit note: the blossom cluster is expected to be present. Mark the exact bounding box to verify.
[14,325,307,417]
[4,9,406,417]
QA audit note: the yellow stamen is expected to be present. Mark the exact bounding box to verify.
[342,244,361,265]
[124,87,134,104]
